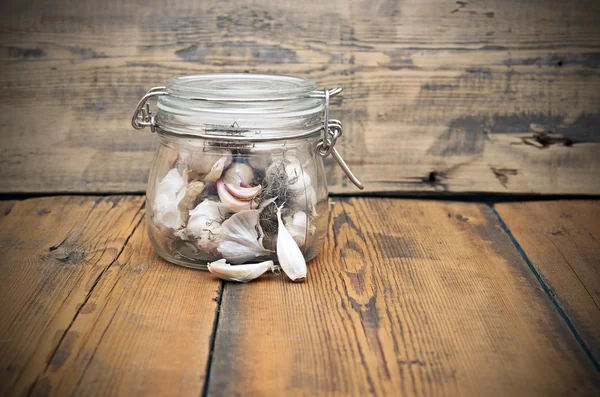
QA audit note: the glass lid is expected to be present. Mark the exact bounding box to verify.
[165,73,318,101]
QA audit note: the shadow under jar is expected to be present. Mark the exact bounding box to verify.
[132,74,362,269]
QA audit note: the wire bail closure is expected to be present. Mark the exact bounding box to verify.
[315,88,364,190]
[131,86,167,132]
[131,85,364,189]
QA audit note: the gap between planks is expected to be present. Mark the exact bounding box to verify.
[201,281,225,397]
[489,206,600,372]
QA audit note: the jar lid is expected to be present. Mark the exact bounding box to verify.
[165,73,317,101]
[154,73,325,139]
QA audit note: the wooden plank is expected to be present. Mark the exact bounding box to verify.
[0,201,17,218]
[0,195,221,396]
[207,198,600,396]
[28,219,221,397]
[0,0,599,194]
[0,196,145,396]
[495,201,600,363]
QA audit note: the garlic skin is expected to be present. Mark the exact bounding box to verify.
[266,158,316,215]
[203,155,231,183]
[208,259,276,283]
[276,206,307,282]
[217,210,273,264]
[186,200,233,254]
[284,211,314,247]
[154,169,186,231]
[180,151,232,177]
[178,181,206,223]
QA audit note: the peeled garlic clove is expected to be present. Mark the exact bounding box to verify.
[223,163,254,185]
[217,180,253,212]
[208,259,276,283]
[225,182,262,200]
[203,155,230,183]
[276,206,307,282]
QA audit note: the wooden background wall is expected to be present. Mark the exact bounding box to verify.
[0,0,599,195]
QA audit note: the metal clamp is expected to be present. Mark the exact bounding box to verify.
[316,88,364,190]
[131,86,167,132]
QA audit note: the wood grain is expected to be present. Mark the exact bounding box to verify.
[0,0,599,194]
[207,198,600,396]
[28,220,221,397]
[495,201,600,364]
[0,196,222,397]
[0,196,145,396]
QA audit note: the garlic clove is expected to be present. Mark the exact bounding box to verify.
[225,182,262,200]
[222,163,254,186]
[208,259,276,283]
[217,179,253,212]
[203,155,230,183]
[276,205,307,282]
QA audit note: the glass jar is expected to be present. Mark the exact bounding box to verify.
[132,74,362,269]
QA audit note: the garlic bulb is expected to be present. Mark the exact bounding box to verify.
[285,162,311,192]
[294,185,318,216]
[186,200,233,254]
[284,211,314,247]
[154,169,186,230]
[276,205,307,282]
[207,259,276,283]
[217,210,272,264]
[222,163,254,185]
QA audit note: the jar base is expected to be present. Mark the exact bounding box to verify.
[152,246,320,271]
[153,246,210,270]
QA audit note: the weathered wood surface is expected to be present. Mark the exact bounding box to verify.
[0,0,599,194]
[1,196,600,395]
[0,196,144,396]
[495,201,600,365]
[207,198,600,396]
[0,197,221,396]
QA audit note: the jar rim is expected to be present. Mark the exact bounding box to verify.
[155,73,326,139]
[165,73,318,101]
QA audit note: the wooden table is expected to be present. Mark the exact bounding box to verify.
[1,196,598,396]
